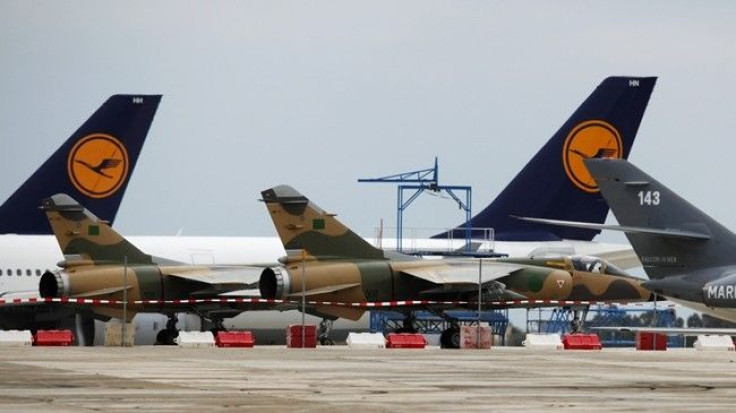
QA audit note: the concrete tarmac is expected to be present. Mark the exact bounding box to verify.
[0,346,735,412]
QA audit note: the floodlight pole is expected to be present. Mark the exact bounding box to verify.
[301,250,306,348]
[478,258,482,349]
[122,255,128,347]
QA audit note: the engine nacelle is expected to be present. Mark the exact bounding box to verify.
[703,273,736,308]
[38,265,164,304]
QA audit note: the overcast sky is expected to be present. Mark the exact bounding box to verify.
[1,1,735,243]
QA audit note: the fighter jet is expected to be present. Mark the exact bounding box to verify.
[259,185,653,347]
[38,193,273,344]
[518,158,736,324]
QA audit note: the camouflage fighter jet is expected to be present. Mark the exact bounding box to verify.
[38,193,274,344]
[259,185,653,347]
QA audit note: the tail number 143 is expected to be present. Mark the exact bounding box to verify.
[638,190,660,206]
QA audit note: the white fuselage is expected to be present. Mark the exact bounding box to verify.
[0,234,634,343]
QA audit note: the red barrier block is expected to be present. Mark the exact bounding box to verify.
[562,333,602,350]
[216,331,255,348]
[386,333,427,349]
[286,325,317,348]
[636,332,667,351]
[34,330,74,346]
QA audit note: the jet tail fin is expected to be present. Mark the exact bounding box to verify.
[261,185,384,260]
[437,76,656,241]
[41,193,152,265]
[584,158,736,279]
[0,95,161,234]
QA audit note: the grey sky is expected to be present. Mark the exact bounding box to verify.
[1,1,735,242]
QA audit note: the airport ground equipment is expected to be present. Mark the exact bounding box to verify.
[694,335,735,351]
[34,329,74,346]
[358,157,474,254]
[526,304,683,347]
[562,333,602,350]
[522,333,563,350]
[287,325,317,348]
[215,331,254,348]
[346,332,386,349]
[175,331,215,348]
[459,324,492,349]
[0,330,33,347]
[636,332,667,351]
[370,310,508,346]
[385,333,427,349]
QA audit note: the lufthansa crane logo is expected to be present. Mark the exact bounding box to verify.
[67,134,128,198]
[562,120,623,193]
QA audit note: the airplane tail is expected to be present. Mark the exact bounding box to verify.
[261,185,385,260]
[0,95,161,234]
[41,193,152,265]
[585,158,736,279]
[437,77,656,241]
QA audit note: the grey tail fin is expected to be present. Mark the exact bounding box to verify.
[261,185,384,260]
[585,158,736,279]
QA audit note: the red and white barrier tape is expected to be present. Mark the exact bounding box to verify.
[0,296,660,308]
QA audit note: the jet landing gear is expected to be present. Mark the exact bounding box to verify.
[570,306,590,334]
[155,314,179,345]
[393,313,418,334]
[440,321,461,349]
[318,319,334,345]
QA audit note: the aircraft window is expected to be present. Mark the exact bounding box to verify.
[6,269,10,276]
[36,269,41,276]
[26,269,31,276]
[0,269,3,276]
[16,269,21,276]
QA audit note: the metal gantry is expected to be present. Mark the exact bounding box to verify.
[358,157,473,252]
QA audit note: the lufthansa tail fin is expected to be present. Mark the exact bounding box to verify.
[261,185,385,260]
[438,77,656,241]
[585,158,736,279]
[41,193,152,265]
[0,95,161,234]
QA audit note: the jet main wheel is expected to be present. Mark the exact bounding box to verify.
[440,326,461,349]
[155,328,179,345]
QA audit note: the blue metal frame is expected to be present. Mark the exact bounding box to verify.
[359,157,473,252]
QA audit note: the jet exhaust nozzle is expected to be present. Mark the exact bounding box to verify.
[39,271,70,298]
[259,267,290,300]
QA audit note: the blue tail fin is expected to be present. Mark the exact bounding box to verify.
[438,76,656,241]
[0,95,161,234]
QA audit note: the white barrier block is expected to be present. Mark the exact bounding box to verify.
[346,333,386,349]
[522,333,563,350]
[0,330,33,347]
[175,331,216,348]
[694,335,735,351]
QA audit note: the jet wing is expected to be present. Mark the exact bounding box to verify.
[165,266,263,286]
[399,262,524,285]
[286,283,361,298]
[515,216,712,241]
